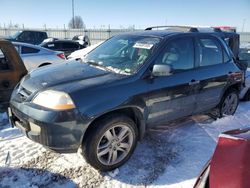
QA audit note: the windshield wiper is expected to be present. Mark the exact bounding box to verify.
[83,60,114,72]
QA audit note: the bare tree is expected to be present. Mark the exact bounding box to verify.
[68,16,86,29]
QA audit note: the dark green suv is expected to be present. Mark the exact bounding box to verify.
[9,27,244,171]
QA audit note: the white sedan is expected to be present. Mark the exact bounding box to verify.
[68,41,104,60]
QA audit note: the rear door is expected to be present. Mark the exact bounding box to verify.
[0,40,27,105]
[193,35,229,113]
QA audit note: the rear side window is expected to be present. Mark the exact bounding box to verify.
[198,38,223,66]
[62,42,79,49]
[155,37,195,71]
[21,46,40,54]
[0,48,10,70]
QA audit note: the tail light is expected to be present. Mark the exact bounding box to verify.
[57,53,66,59]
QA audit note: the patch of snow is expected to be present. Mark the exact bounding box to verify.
[1,102,250,187]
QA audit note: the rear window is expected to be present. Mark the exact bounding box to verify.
[21,46,40,54]
[0,48,10,70]
[198,38,223,66]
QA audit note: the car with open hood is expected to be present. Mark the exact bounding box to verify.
[0,40,27,111]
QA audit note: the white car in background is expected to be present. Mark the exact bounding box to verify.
[13,42,66,72]
[68,41,104,59]
[239,43,250,100]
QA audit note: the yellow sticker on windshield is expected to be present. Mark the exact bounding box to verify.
[133,43,153,49]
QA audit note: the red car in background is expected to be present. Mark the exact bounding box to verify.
[194,128,250,188]
[213,26,237,33]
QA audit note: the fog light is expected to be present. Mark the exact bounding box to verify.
[30,122,41,133]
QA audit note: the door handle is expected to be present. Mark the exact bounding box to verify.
[2,81,10,88]
[189,79,200,85]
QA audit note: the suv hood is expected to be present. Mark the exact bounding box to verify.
[21,60,118,93]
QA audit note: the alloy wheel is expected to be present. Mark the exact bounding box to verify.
[96,124,134,166]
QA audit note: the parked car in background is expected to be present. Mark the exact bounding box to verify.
[212,26,237,33]
[0,40,27,111]
[9,27,244,171]
[13,42,65,72]
[72,35,91,47]
[3,30,48,45]
[40,40,84,58]
[68,41,104,59]
[239,43,250,100]
[194,128,250,188]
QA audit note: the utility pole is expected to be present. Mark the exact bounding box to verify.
[72,0,75,28]
[242,19,246,32]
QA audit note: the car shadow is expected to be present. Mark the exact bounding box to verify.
[0,166,78,188]
[101,115,215,187]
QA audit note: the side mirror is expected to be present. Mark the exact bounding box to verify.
[152,64,172,77]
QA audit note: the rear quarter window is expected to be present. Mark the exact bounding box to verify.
[21,46,40,54]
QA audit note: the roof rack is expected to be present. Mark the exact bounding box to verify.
[145,25,222,33]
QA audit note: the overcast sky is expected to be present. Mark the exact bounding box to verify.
[0,0,250,31]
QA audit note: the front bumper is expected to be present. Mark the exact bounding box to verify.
[9,100,89,153]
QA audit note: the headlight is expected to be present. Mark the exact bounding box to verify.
[32,90,76,110]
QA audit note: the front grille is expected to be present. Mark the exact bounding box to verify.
[12,107,30,131]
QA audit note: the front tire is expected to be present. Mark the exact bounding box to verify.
[219,89,239,117]
[82,114,138,171]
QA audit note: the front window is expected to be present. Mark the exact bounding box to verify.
[84,35,161,75]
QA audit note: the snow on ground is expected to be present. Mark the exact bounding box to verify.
[0,102,250,188]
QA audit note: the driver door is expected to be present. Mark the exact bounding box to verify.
[145,36,198,126]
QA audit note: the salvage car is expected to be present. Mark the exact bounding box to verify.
[0,40,27,111]
[194,128,250,188]
[9,27,244,171]
[13,42,66,72]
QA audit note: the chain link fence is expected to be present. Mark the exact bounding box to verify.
[0,28,249,44]
[0,28,135,44]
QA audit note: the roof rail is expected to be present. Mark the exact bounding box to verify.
[145,25,222,33]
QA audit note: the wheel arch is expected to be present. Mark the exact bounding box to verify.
[81,107,146,145]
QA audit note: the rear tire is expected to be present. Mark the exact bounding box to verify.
[82,114,138,171]
[218,89,239,117]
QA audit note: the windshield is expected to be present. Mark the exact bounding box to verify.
[83,35,161,75]
[10,31,21,39]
